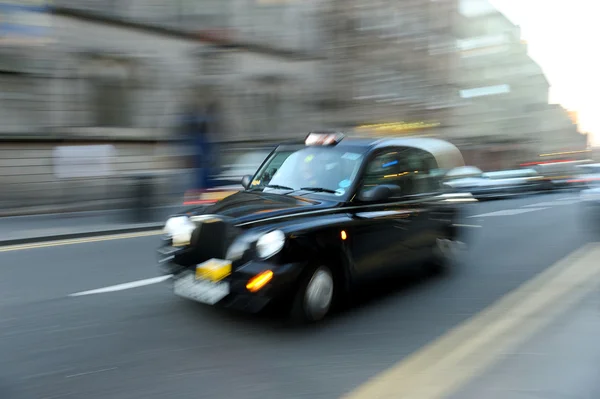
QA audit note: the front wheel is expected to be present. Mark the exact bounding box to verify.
[427,237,467,274]
[290,265,335,324]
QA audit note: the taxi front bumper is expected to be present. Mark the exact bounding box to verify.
[158,252,306,313]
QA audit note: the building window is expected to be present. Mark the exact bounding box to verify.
[459,84,510,99]
[82,57,134,127]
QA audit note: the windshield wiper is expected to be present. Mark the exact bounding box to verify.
[265,184,294,190]
[300,187,338,194]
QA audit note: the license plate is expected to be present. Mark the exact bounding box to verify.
[174,272,230,305]
[195,258,232,282]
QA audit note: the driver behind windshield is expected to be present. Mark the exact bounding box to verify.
[297,152,346,188]
[264,148,361,195]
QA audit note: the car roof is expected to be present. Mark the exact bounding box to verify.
[372,137,465,169]
[275,137,377,151]
[275,136,465,170]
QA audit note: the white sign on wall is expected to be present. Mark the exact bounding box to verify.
[53,145,115,179]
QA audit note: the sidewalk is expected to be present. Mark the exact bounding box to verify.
[0,205,183,245]
[448,289,600,399]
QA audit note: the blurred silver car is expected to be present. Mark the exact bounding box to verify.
[212,150,271,187]
[445,168,542,200]
[533,160,591,191]
[579,169,600,231]
[184,150,271,206]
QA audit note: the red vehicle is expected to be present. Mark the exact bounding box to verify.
[183,188,239,206]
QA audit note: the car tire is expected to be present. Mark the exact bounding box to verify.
[427,237,466,274]
[290,265,335,324]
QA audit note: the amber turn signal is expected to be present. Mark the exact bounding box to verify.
[246,270,274,293]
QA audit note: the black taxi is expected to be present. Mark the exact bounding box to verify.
[157,132,473,323]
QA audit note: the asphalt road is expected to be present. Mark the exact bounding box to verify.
[0,192,594,399]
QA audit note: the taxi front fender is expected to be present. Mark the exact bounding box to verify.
[283,230,353,295]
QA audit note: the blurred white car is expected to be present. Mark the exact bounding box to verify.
[184,150,271,206]
[579,167,600,203]
[579,170,600,231]
[445,166,484,180]
[572,163,600,191]
[443,166,488,192]
[212,150,271,187]
[445,168,542,200]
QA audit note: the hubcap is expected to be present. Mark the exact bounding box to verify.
[304,268,334,319]
[436,238,467,261]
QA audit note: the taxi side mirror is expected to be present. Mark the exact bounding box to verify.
[358,184,400,202]
[241,175,252,190]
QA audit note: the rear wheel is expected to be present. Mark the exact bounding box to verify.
[290,265,335,324]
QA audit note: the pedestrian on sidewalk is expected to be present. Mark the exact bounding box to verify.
[204,101,222,188]
[178,97,217,203]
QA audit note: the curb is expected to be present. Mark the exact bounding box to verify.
[0,223,164,247]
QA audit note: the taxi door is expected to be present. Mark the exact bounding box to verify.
[395,148,444,263]
[348,149,419,281]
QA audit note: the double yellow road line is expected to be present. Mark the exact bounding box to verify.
[2,228,598,399]
[344,243,600,399]
[0,230,163,253]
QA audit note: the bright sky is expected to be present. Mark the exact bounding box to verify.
[490,0,599,144]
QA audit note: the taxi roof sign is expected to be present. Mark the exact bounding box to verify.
[305,131,345,146]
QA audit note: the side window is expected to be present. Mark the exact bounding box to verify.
[360,147,439,197]
[407,149,439,194]
[251,151,292,187]
[360,149,411,196]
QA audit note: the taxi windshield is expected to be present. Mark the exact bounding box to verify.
[249,147,365,197]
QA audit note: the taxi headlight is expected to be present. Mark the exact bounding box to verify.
[256,230,285,259]
[163,216,196,247]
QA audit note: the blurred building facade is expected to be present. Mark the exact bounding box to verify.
[567,110,579,126]
[0,0,330,211]
[319,0,461,128]
[450,0,586,169]
[0,0,589,212]
[2,0,584,151]
[1,0,467,139]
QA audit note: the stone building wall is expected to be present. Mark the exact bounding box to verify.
[0,0,586,213]
[448,4,585,168]
[0,141,179,212]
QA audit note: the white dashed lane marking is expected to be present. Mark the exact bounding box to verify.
[557,196,580,201]
[521,202,559,208]
[470,195,582,218]
[469,208,549,218]
[69,275,172,297]
[522,199,581,208]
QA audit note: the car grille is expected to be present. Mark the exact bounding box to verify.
[190,219,240,264]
